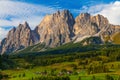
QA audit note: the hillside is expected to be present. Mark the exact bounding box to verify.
[1,43,120,80]
[112,32,120,44]
[10,36,103,56]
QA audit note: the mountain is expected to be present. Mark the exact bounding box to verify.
[0,10,120,54]
[0,22,38,54]
[73,13,120,43]
[35,10,75,47]
[73,13,109,36]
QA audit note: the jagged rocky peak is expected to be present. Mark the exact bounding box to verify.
[73,13,120,43]
[36,10,75,47]
[53,10,71,17]
[17,21,31,31]
[91,14,109,28]
[23,21,30,27]
[0,21,35,54]
[42,10,74,42]
[78,13,91,20]
[73,13,109,36]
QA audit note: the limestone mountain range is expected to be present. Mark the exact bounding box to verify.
[0,10,120,54]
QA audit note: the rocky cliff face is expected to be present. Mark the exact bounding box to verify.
[0,10,120,54]
[35,10,75,47]
[0,22,38,54]
[73,13,120,43]
[73,13,109,36]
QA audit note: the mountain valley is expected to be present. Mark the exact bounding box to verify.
[0,10,120,80]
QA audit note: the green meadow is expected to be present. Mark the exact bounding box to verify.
[1,43,120,80]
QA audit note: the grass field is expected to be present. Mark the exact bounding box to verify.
[2,61,120,80]
[1,44,120,80]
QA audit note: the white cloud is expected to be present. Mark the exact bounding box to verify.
[81,1,120,25]
[0,1,55,26]
[0,28,9,41]
[97,1,120,25]
[0,0,56,40]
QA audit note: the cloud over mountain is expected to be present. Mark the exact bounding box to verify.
[0,28,9,41]
[0,0,56,40]
[81,1,120,25]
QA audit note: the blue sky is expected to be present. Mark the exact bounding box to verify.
[0,0,120,40]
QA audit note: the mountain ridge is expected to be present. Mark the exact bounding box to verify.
[0,10,120,54]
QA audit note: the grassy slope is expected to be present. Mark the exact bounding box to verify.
[2,61,120,80]
[10,36,103,56]
[103,32,120,44]
[11,43,46,54]
[112,32,120,44]
[1,38,120,80]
